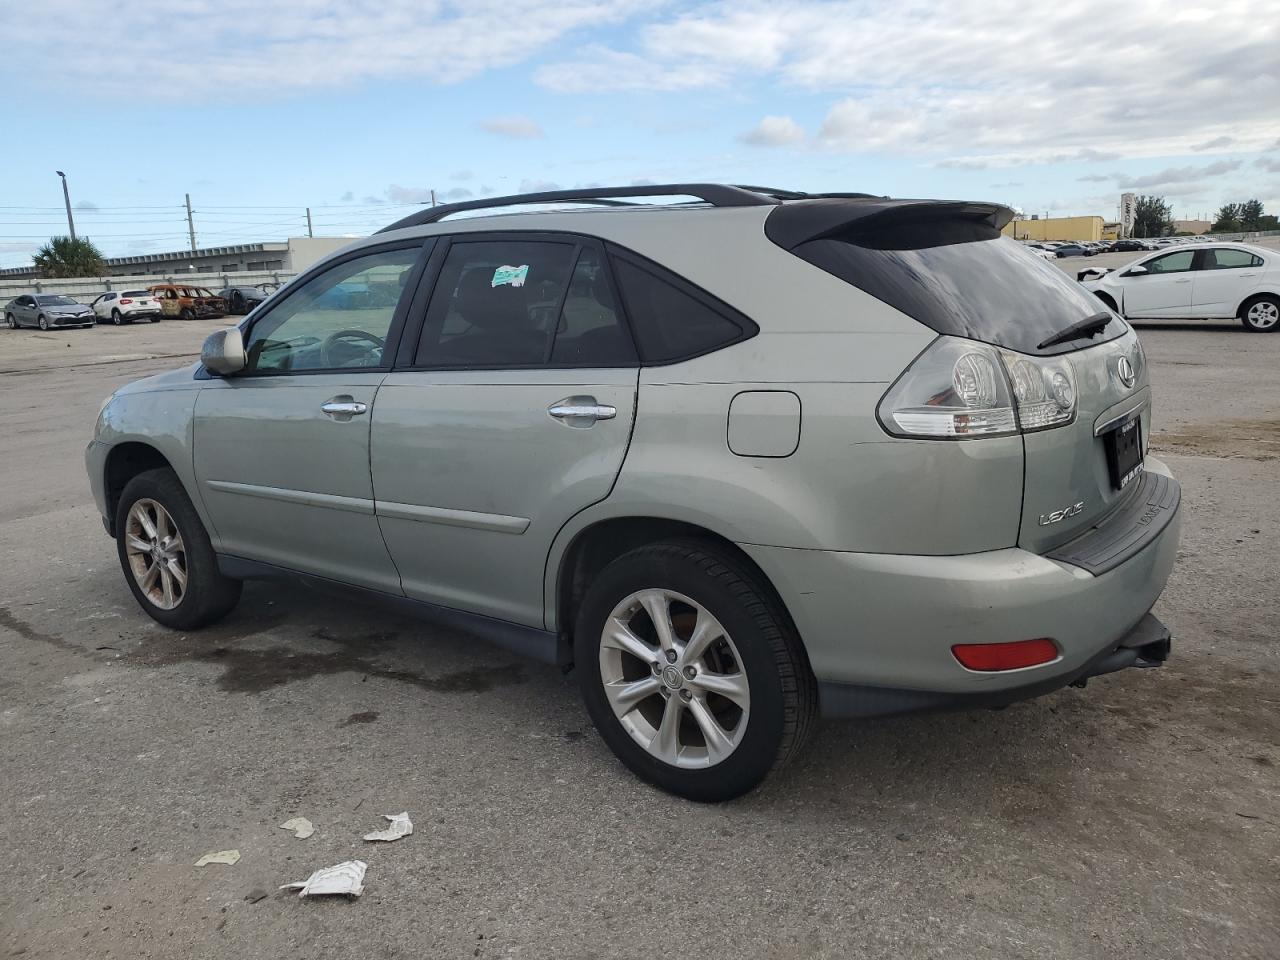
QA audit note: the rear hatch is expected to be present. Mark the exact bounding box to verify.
[767,198,1144,554]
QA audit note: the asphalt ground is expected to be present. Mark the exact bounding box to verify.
[1,273,1277,958]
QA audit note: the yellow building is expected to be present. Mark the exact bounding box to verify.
[1002,216,1104,242]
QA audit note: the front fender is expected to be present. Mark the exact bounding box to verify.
[95,384,217,544]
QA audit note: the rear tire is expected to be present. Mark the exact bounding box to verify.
[575,539,817,802]
[111,309,124,326]
[1240,295,1279,333]
[114,468,241,630]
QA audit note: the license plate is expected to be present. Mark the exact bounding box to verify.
[1105,418,1143,490]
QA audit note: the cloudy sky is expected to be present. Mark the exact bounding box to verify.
[1,0,1278,266]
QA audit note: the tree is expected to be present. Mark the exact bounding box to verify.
[32,236,105,278]
[1212,203,1243,232]
[1132,195,1174,238]
[1241,198,1265,230]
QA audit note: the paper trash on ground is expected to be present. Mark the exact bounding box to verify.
[280,860,367,898]
[195,849,241,867]
[363,812,413,842]
[279,817,315,839]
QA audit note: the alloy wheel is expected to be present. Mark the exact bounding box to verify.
[1247,300,1278,330]
[124,498,188,610]
[599,588,750,769]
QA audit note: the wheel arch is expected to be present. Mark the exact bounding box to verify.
[551,514,802,663]
[103,441,178,536]
[1093,290,1118,313]
[1236,288,1280,317]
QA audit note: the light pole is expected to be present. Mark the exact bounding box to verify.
[55,170,76,240]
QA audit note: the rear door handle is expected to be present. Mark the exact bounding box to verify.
[321,396,368,421]
[1175,278,1191,283]
[548,396,616,427]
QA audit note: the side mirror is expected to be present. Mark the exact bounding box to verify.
[202,327,247,376]
[1124,265,1148,276]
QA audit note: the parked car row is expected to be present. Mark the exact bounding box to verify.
[4,283,243,330]
[1020,235,1217,259]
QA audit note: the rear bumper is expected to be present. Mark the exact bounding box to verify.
[741,455,1181,717]
[816,613,1171,718]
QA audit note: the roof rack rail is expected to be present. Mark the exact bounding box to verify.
[732,185,884,201]
[378,183,781,233]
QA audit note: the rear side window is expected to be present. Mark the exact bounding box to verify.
[416,240,638,368]
[609,252,754,363]
[1203,249,1262,270]
[790,224,1125,355]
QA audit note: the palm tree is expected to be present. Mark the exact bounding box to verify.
[32,236,106,278]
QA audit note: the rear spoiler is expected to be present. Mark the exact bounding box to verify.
[764,198,1015,250]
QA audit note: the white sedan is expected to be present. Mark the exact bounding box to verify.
[1079,242,1280,332]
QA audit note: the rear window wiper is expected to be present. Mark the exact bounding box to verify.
[1036,311,1112,350]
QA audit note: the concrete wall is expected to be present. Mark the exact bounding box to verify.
[1002,216,1104,242]
[1174,220,1213,235]
[286,237,359,272]
[0,270,297,304]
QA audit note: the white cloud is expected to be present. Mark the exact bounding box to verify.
[1192,135,1235,151]
[479,116,544,139]
[739,115,805,147]
[74,200,99,211]
[1256,157,1280,173]
[538,0,1280,162]
[1115,160,1242,189]
[518,179,561,193]
[0,0,650,98]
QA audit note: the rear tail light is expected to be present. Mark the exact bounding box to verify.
[952,639,1058,671]
[119,298,133,304]
[878,336,1077,440]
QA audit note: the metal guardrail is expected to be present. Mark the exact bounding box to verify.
[0,270,297,303]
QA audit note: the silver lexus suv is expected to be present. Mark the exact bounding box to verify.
[87,184,1180,801]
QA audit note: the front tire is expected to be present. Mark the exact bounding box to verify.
[38,315,48,330]
[115,468,241,630]
[575,540,817,802]
[180,308,195,321]
[111,309,124,325]
[1240,295,1279,333]
[5,313,15,329]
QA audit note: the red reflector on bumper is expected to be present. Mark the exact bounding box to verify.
[952,638,1058,672]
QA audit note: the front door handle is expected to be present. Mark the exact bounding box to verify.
[321,396,368,421]
[548,396,617,427]
[1174,278,1191,283]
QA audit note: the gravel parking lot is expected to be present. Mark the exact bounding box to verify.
[2,283,1277,958]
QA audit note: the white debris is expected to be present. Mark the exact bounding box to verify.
[279,817,315,839]
[195,849,241,867]
[280,860,367,898]
[362,812,413,842]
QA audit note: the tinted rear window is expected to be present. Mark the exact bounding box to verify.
[123,290,149,297]
[792,225,1125,355]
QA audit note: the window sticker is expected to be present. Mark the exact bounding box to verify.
[491,264,529,288]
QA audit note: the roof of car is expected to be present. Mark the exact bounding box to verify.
[374,183,1015,249]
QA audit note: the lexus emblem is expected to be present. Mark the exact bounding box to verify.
[1116,356,1136,389]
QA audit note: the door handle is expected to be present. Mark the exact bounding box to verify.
[1174,278,1191,283]
[321,396,368,421]
[548,396,616,427]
